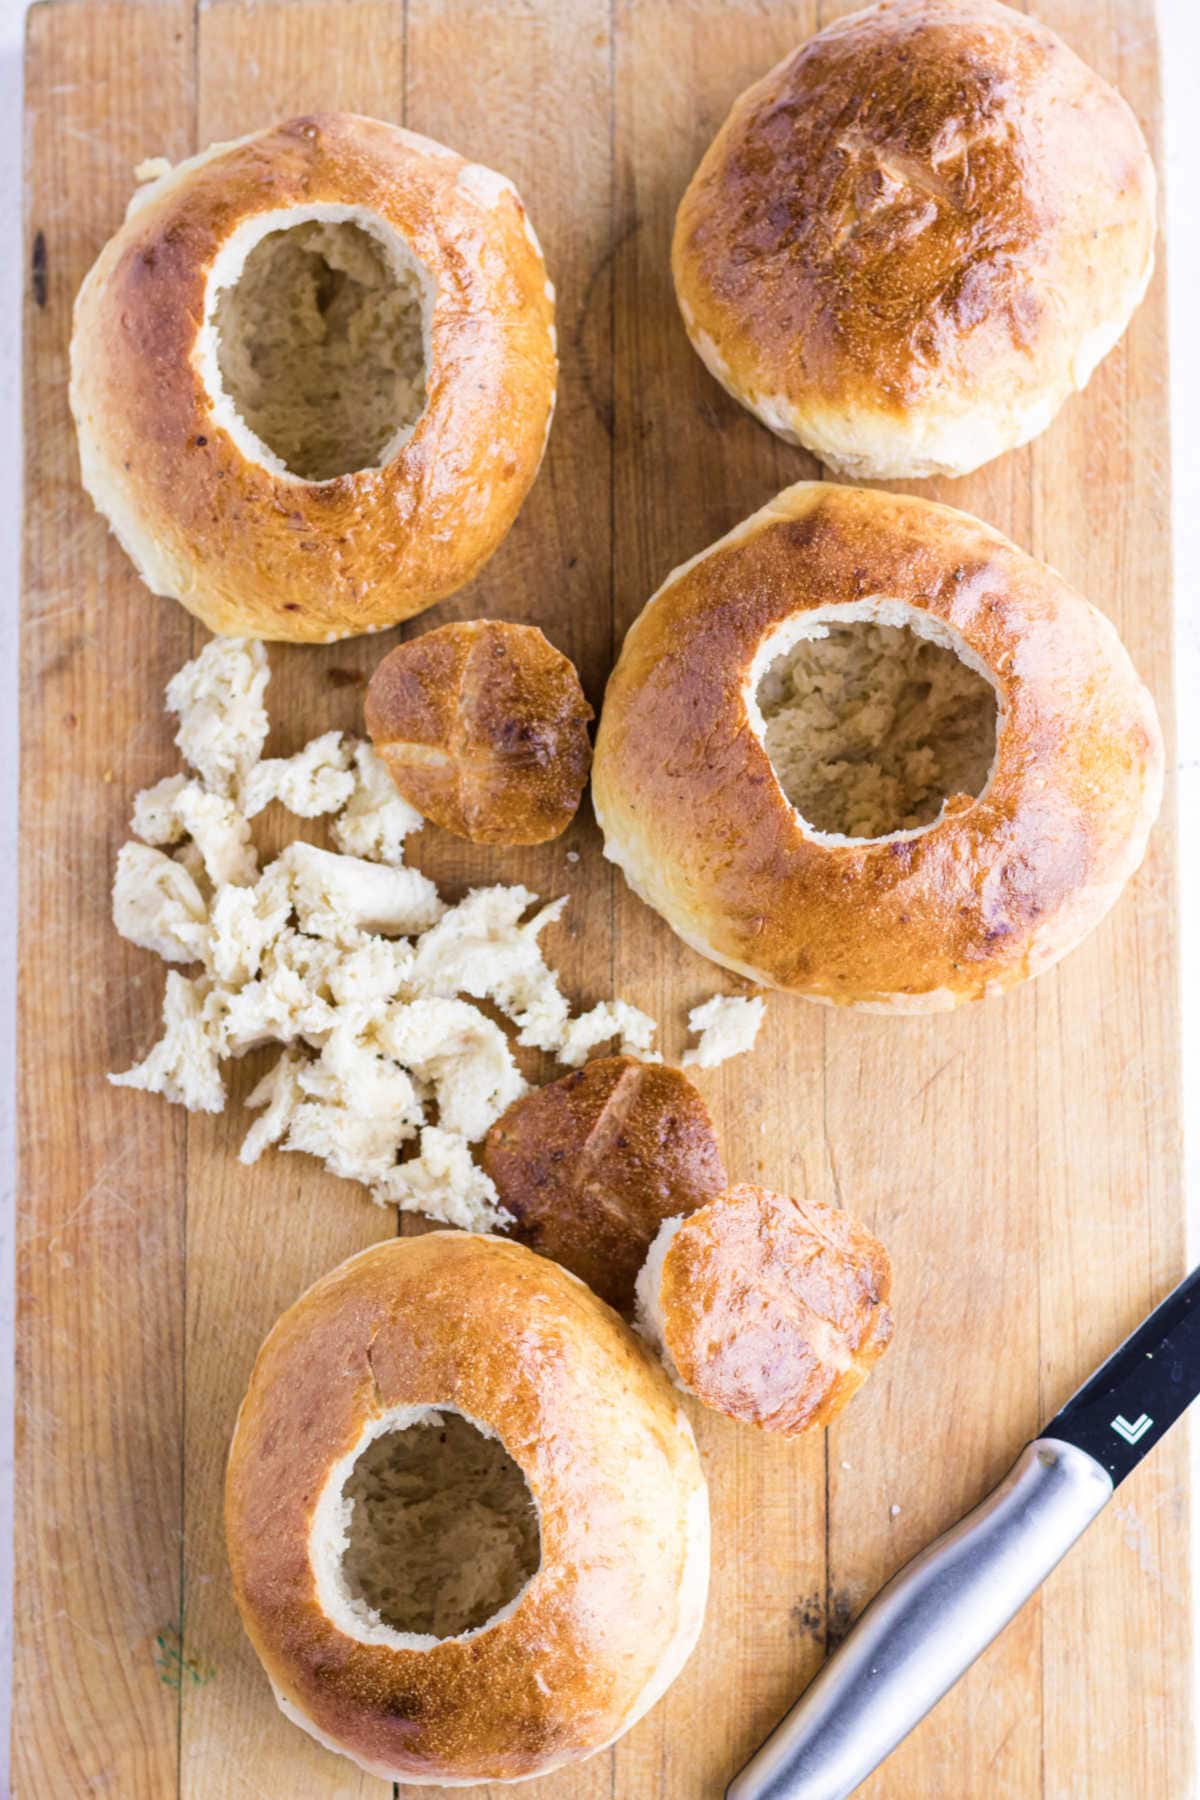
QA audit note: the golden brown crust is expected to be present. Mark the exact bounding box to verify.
[365,621,593,845]
[226,1233,707,1784]
[592,482,1163,1009]
[483,1056,727,1309]
[673,0,1156,477]
[70,114,556,641]
[656,1185,893,1435]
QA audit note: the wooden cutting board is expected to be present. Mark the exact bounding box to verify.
[16,1,1187,1795]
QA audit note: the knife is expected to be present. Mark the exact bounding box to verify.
[726,1265,1200,1800]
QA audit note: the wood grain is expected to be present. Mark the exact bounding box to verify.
[15,2,1188,1796]
[18,8,194,1796]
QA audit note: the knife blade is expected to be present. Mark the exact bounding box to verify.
[726,1265,1200,1800]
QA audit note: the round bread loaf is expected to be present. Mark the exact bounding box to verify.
[483,1055,727,1309]
[592,482,1163,1011]
[70,114,556,641]
[672,0,1156,479]
[366,620,593,845]
[635,1185,893,1435]
[226,1233,709,1784]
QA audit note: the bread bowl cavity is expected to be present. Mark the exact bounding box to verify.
[313,1405,540,1648]
[748,602,1000,843]
[200,207,435,483]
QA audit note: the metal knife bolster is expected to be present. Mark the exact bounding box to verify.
[725,1439,1113,1800]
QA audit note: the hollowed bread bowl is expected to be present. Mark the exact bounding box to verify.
[592,481,1162,1011]
[226,1232,709,1785]
[70,113,556,641]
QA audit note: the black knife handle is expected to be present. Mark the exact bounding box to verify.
[1044,1265,1200,1484]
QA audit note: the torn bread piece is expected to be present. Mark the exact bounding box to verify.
[373,1126,512,1231]
[276,1011,426,1186]
[214,930,341,1055]
[207,878,292,987]
[682,994,765,1069]
[240,1048,305,1166]
[241,730,355,820]
[264,841,443,946]
[408,886,571,1049]
[133,776,257,887]
[327,937,414,1007]
[131,772,190,845]
[332,740,424,865]
[175,786,258,888]
[376,998,527,1142]
[556,999,659,1069]
[166,636,269,795]
[172,839,209,890]
[113,842,208,964]
[110,971,225,1113]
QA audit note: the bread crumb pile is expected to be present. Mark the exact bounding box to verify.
[111,640,765,1231]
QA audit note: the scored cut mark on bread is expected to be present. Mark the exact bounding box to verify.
[366,620,593,846]
[484,1055,726,1310]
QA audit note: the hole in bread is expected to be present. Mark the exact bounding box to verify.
[205,208,430,483]
[752,603,998,841]
[328,1407,540,1643]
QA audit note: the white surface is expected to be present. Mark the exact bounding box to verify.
[0,0,1197,1787]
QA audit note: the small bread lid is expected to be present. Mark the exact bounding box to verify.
[636,1185,893,1435]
